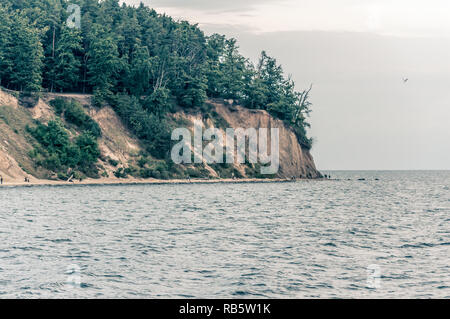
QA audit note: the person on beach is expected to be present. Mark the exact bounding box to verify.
[0,176,3,184]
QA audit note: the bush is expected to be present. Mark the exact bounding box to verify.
[161,171,169,180]
[186,166,210,178]
[50,98,102,138]
[27,119,101,177]
[151,170,161,179]
[124,165,138,176]
[139,168,153,178]
[137,157,147,168]
[65,104,102,138]
[111,94,171,159]
[108,158,119,167]
[142,87,172,116]
[50,98,66,115]
[76,133,101,167]
[154,161,169,173]
[114,167,127,178]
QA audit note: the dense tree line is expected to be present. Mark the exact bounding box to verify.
[0,0,313,151]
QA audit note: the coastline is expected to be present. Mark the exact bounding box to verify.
[0,177,320,188]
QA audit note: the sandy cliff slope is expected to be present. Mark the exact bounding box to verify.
[0,89,321,182]
[174,100,321,179]
[213,102,320,178]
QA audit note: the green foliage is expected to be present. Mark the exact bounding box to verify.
[186,166,211,179]
[27,119,100,177]
[111,94,171,159]
[206,36,250,100]
[75,132,101,167]
[50,97,66,115]
[176,74,208,108]
[0,5,11,86]
[245,163,276,179]
[113,167,127,178]
[142,87,172,117]
[0,0,314,167]
[108,158,119,167]
[0,9,43,91]
[48,26,83,92]
[87,25,122,105]
[127,44,152,96]
[50,98,101,137]
[245,51,313,148]
[65,103,102,138]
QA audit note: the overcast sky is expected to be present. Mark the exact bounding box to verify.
[124,0,450,170]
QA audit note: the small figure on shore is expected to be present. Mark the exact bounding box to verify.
[0,175,3,184]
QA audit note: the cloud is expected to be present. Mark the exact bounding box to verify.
[124,0,281,13]
[123,0,450,37]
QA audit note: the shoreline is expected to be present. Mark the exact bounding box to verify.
[0,177,323,188]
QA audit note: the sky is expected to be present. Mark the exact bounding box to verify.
[123,0,450,170]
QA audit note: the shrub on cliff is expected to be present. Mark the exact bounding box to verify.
[111,94,171,159]
[27,120,101,177]
[50,98,102,138]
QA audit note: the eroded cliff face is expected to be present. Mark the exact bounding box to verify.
[174,100,321,179]
[0,89,143,182]
[0,89,320,182]
[216,102,320,178]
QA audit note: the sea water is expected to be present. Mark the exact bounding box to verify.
[0,171,448,298]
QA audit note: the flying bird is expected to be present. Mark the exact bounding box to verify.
[403,78,409,83]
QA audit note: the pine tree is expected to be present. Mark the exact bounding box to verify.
[49,26,83,92]
[86,25,121,104]
[6,14,44,91]
[0,0,314,148]
[128,44,152,96]
[206,35,249,100]
[219,39,248,99]
[0,5,11,87]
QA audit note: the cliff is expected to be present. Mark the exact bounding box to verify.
[0,89,321,183]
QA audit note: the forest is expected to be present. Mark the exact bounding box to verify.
[0,0,313,177]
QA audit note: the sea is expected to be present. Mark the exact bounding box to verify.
[0,171,449,298]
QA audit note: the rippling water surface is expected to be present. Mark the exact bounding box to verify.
[0,171,449,298]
